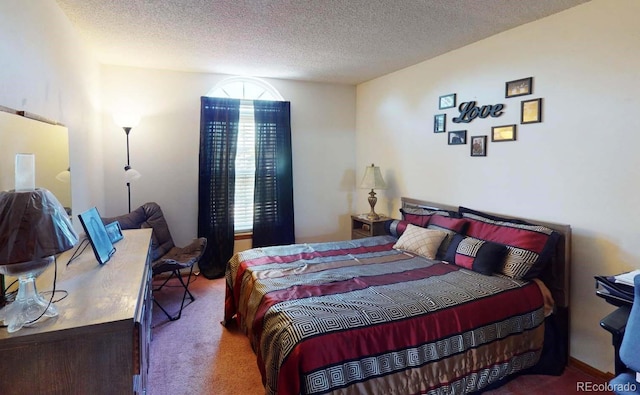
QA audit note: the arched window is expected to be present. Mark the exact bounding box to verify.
[206,76,284,101]
[205,77,284,233]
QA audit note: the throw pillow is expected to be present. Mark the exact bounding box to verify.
[460,211,560,280]
[393,224,447,260]
[426,215,469,260]
[444,234,508,275]
[400,206,459,227]
[385,219,410,237]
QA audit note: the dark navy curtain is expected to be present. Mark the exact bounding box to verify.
[197,97,240,279]
[252,100,295,247]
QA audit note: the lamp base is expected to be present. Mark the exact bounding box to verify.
[366,189,380,220]
[0,257,58,333]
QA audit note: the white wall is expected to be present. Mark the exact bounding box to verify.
[355,0,640,374]
[100,66,357,247]
[0,0,103,224]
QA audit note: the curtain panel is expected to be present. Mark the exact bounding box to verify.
[197,97,240,279]
[252,100,295,247]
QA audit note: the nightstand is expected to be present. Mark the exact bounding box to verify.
[351,215,389,239]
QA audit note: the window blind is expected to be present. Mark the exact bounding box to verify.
[233,100,256,233]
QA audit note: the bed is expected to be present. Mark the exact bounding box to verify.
[224,197,571,394]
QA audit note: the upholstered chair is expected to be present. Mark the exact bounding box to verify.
[102,202,207,321]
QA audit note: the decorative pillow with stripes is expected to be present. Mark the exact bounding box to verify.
[443,234,507,275]
[392,224,447,260]
[426,215,469,260]
[459,209,560,280]
[399,208,432,227]
[385,219,410,237]
[399,206,458,228]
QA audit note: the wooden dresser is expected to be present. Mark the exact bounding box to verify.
[0,229,153,395]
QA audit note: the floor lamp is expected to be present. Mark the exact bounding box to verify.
[113,113,142,213]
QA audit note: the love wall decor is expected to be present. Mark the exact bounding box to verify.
[433,76,543,158]
[452,101,504,123]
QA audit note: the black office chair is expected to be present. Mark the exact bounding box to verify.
[609,274,640,394]
[102,202,207,321]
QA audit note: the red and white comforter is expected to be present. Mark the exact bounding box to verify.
[224,235,545,395]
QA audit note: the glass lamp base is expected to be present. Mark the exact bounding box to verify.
[0,256,58,333]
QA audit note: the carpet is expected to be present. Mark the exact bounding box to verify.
[149,274,263,395]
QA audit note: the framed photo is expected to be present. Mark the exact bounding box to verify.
[439,93,456,109]
[448,130,467,145]
[78,207,116,265]
[521,98,542,124]
[434,113,446,133]
[470,135,487,157]
[492,124,516,142]
[105,221,124,244]
[505,77,533,98]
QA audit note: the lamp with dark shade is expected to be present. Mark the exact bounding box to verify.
[0,188,78,332]
[360,163,387,220]
[113,112,142,213]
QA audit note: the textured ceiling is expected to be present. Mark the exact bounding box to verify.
[55,0,589,85]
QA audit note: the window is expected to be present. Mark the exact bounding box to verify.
[234,101,255,232]
[206,77,283,233]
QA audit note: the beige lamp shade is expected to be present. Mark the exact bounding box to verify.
[360,164,387,190]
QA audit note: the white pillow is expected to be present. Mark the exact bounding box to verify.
[393,224,447,260]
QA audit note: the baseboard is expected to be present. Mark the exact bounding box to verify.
[569,357,614,380]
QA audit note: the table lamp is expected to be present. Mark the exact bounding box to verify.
[359,163,387,220]
[0,155,78,333]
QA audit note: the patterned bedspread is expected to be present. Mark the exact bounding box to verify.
[224,236,545,395]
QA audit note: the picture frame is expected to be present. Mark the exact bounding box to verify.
[505,77,533,98]
[521,98,542,124]
[448,130,467,145]
[439,93,456,109]
[434,113,446,133]
[105,221,124,244]
[491,124,517,142]
[470,135,487,157]
[78,207,116,265]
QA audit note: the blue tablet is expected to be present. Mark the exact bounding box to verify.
[78,207,115,265]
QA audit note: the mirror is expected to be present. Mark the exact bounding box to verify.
[0,110,71,214]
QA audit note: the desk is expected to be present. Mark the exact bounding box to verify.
[0,229,152,395]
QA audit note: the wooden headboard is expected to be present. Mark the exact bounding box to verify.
[400,197,571,309]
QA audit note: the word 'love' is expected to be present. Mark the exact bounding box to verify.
[452,101,504,123]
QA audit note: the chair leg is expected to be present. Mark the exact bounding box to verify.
[152,265,196,321]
